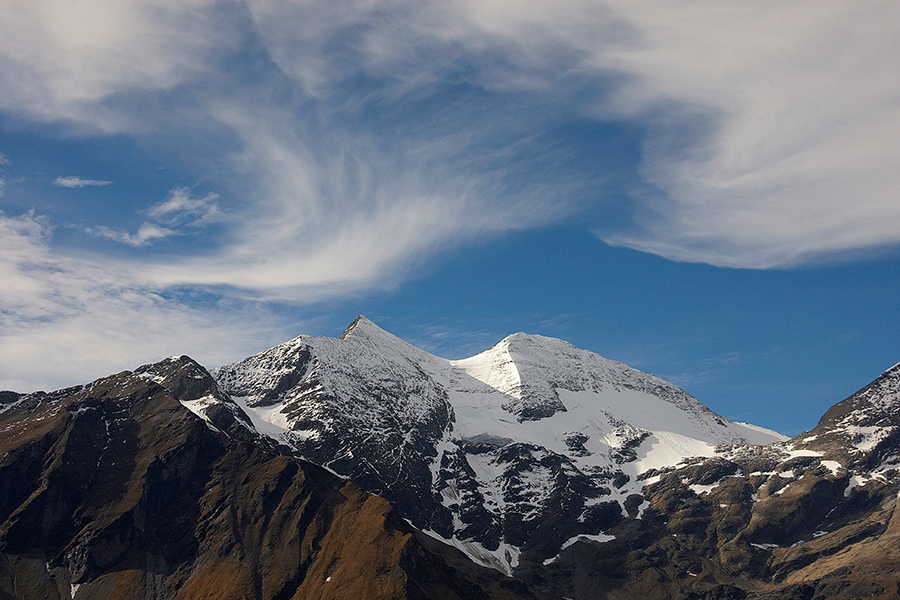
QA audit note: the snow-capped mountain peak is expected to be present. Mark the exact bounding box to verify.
[209,318,788,574]
[339,314,407,348]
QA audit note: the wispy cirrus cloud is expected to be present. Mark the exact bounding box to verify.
[4,1,898,275]
[146,187,221,226]
[53,176,113,188]
[588,1,900,267]
[2,0,900,391]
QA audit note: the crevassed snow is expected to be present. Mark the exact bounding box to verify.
[446,385,777,478]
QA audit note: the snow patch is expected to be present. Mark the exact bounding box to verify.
[561,533,616,549]
[0,396,26,414]
[689,481,722,495]
[179,394,217,422]
[845,425,894,453]
[635,497,652,519]
[231,396,318,442]
[751,543,779,550]
[844,476,868,497]
[820,460,842,475]
[420,529,520,576]
[544,533,616,565]
[784,448,823,459]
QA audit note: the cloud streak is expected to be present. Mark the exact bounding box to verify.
[83,187,222,247]
[146,187,221,226]
[54,176,113,188]
[86,222,177,247]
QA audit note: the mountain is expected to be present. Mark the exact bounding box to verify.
[2,317,899,599]
[212,316,785,575]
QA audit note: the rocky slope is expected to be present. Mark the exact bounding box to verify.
[556,363,900,599]
[0,356,536,600]
[1,319,898,599]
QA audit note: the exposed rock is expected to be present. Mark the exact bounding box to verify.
[0,365,538,600]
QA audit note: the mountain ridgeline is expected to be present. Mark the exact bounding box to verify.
[1,317,899,599]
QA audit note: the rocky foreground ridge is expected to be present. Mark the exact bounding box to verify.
[1,317,899,599]
[0,358,533,600]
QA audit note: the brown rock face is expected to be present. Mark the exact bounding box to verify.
[0,360,535,600]
[517,372,900,600]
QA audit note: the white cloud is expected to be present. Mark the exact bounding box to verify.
[1,0,573,300]
[0,0,224,131]
[0,211,297,392]
[376,0,898,267]
[86,222,177,247]
[83,187,221,247]
[241,0,900,268]
[7,0,896,273]
[146,187,221,226]
[579,2,900,266]
[54,176,113,188]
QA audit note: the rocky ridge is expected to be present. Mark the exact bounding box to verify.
[0,357,534,600]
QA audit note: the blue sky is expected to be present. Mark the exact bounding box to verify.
[1,1,898,436]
